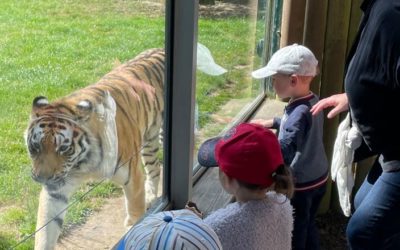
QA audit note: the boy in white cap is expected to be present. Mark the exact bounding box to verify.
[252,44,329,250]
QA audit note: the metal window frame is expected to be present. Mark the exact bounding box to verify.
[163,0,199,209]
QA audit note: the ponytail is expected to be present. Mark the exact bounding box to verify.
[272,164,294,198]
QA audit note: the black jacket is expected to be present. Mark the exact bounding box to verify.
[345,0,400,160]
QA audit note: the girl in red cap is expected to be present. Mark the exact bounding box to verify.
[198,123,294,250]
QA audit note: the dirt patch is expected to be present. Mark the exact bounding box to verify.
[199,2,251,18]
[130,1,252,19]
[56,196,126,249]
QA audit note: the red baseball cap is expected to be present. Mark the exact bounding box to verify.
[198,123,284,187]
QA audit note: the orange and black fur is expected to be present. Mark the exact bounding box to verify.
[25,49,164,249]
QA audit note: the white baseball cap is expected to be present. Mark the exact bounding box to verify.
[252,43,318,79]
[120,209,222,250]
[197,43,227,76]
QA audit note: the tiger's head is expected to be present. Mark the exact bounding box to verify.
[25,93,118,189]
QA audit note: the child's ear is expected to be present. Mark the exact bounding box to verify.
[230,178,241,189]
[225,175,241,191]
[219,169,235,185]
[290,75,297,86]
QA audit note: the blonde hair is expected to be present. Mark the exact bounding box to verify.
[297,75,314,85]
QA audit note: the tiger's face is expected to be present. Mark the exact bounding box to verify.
[26,96,96,188]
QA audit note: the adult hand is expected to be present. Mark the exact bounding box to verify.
[310,93,349,119]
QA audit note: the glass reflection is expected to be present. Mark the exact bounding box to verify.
[195,0,272,161]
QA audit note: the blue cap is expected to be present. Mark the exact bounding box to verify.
[122,209,222,250]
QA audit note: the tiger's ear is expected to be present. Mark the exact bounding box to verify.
[94,91,116,122]
[31,96,49,118]
[76,99,93,121]
[77,100,92,112]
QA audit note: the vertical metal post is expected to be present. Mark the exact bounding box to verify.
[164,0,199,209]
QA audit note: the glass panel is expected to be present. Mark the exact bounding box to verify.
[0,1,166,248]
[194,0,272,160]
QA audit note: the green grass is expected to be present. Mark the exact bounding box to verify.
[0,1,261,248]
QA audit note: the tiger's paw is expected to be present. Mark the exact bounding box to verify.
[145,181,158,208]
[124,216,138,227]
[145,192,156,209]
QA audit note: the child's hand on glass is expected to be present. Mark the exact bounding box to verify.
[185,201,203,219]
[251,118,273,128]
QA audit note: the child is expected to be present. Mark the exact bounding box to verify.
[197,123,294,250]
[116,209,222,250]
[252,43,329,250]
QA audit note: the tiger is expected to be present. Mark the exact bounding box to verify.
[24,48,165,250]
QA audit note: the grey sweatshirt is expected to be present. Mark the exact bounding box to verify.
[204,192,293,250]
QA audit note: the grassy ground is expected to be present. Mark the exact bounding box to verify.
[0,1,261,248]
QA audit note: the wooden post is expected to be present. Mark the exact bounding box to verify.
[303,0,329,96]
[319,0,352,213]
[280,0,307,47]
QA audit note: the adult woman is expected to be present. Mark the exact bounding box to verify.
[311,0,400,249]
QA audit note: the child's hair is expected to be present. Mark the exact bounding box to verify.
[272,164,294,198]
[297,65,319,84]
[236,164,294,198]
[297,75,315,84]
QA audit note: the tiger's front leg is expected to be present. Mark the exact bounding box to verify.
[34,183,77,250]
[141,124,162,207]
[112,159,146,227]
